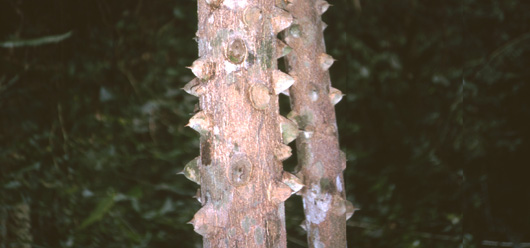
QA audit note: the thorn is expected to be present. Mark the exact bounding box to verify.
[315,0,331,15]
[193,189,202,204]
[187,58,215,81]
[271,7,293,34]
[329,87,344,105]
[282,171,304,194]
[279,115,298,144]
[319,53,335,71]
[272,70,295,95]
[287,109,314,129]
[186,111,212,135]
[190,203,226,237]
[274,143,292,161]
[179,157,201,185]
[288,24,301,38]
[321,21,328,32]
[271,182,293,203]
[345,200,359,220]
[182,78,205,97]
[276,39,292,59]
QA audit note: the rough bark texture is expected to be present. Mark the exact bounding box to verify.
[185,0,298,247]
[283,0,354,247]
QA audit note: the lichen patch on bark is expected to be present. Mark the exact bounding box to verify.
[223,0,248,10]
[303,184,332,224]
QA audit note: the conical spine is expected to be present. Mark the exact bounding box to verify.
[178,156,201,185]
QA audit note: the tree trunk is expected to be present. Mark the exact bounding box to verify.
[3,203,33,248]
[184,0,301,247]
[1,207,6,248]
[283,0,355,247]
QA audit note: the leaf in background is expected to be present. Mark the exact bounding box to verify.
[3,181,21,189]
[78,192,116,230]
[0,31,73,48]
[159,198,174,215]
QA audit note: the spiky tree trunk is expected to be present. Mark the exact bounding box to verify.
[183,0,302,247]
[282,0,355,247]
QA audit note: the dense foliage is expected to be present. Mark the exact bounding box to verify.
[1,0,528,247]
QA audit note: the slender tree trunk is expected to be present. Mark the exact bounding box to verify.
[4,203,33,248]
[184,0,301,247]
[1,206,6,248]
[283,0,355,247]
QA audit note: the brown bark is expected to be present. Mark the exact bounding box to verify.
[184,0,301,247]
[283,0,355,247]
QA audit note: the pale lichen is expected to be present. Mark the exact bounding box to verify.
[223,0,248,10]
[336,175,343,192]
[310,227,325,248]
[224,60,238,74]
[303,183,332,224]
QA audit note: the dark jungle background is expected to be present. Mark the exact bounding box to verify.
[1,0,529,247]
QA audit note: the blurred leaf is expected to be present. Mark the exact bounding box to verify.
[4,181,21,189]
[78,192,116,230]
[0,31,73,48]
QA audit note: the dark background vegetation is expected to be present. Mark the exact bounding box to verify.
[1,0,529,247]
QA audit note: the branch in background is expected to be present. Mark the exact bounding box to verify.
[482,240,530,247]
[57,103,69,156]
[0,75,19,95]
[117,62,141,97]
[349,221,530,246]
[353,0,362,13]
[347,221,460,242]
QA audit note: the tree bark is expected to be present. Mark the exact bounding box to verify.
[184,0,300,247]
[283,0,355,247]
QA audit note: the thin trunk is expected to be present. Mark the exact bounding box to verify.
[8,203,33,248]
[1,207,6,248]
[184,0,301,247]
[283,0,355,247]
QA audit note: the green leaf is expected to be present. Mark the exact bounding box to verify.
[78,192,116,230]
